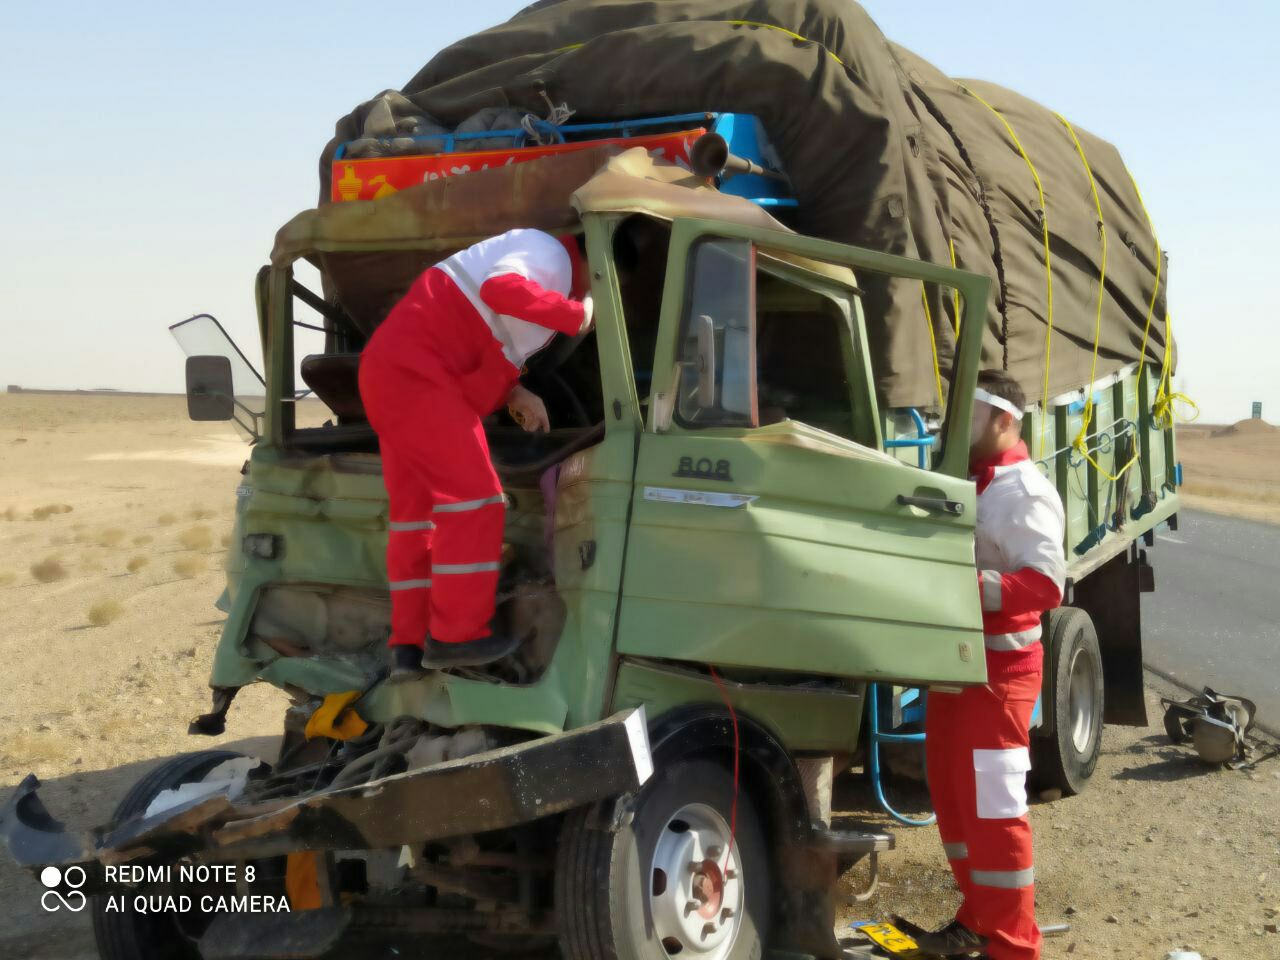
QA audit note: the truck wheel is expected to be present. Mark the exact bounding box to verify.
[1031,607,1104,797]
[92,750,248,960]
[556,757,771,960]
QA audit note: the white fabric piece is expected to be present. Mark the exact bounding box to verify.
[437,228,573,369]
[980,569,1003,612]
[973,747,1031,820]
[973,459,1066,643]
[142,756,262,820]
[974,387,1024,420]
[983,627,1044,651]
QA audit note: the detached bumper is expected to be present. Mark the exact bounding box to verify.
[1,709,652,881]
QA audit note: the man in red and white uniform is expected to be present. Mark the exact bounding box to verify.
[912,369,1066,960]
[358,228,593,676]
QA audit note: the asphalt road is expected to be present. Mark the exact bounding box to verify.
[1141,508,1280,728]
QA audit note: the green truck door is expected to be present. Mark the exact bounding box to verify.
[614,222,988,687]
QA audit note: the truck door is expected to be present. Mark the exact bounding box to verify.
[615,219,990,686]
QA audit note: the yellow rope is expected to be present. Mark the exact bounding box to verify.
[949,237,961,339]
[961,84,1054,458]
[1126,170,1197,430]
[1152,311,1200,428]
[921,284,946,412]
[1126,169,1164,378]
[1056,114,1136,482]
[725,21,846,65]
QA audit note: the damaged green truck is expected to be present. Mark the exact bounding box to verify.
[2,142,1179,960]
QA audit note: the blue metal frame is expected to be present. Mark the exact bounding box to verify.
[884,407,937,469]
[334,111,799,210]
[866,683,935,827]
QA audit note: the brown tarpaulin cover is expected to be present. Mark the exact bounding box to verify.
[320,0,1172,410]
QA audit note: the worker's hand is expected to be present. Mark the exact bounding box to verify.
[578,294,595,335]
[507,383,550,433]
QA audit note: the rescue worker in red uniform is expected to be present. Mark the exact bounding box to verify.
[358,228,593,677]
[909,369,1066,960]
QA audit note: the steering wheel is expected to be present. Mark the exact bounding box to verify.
[524,330,595,428]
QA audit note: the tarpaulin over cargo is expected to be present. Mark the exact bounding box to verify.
[319,0,1173,411]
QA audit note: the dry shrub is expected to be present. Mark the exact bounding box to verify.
[126,556,150,574]
[87,600,124,626]
[2,506,16,521]
[31,557,68,583]
[190,505,215,520]
[178,525,213,551]
[31,504,73,520]
[96,528,126,547]
[173,555,206,579]
[133,534,153,546]
[0,571,15,586]
[157,513,177,526]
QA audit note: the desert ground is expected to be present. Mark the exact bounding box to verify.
[0,391,1277,960]
[1178,418,1280,525]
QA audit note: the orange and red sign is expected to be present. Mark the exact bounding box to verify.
[331,127,705,202]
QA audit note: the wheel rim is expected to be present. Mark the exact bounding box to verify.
[1067,644,1098,754]
[649,802,744,958]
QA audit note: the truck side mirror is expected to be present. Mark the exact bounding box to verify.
[185,355,235,421]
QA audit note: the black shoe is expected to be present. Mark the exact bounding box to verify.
[387,644,428,681]
[910,918,988,957]
[419,631,525,669]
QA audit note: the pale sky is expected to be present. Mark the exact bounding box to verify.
[2,1,1275,424]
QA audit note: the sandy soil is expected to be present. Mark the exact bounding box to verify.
[1,393,1277,960]
[1177,419,1280,526]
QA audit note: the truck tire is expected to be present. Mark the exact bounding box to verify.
[92,750,247,960]
[1031,607,1104,797]
[556,757,771,960]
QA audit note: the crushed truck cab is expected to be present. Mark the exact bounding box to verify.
[3,128,1178,960]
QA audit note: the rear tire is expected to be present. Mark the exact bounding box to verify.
[1031,607,1104,797]
[92,750,248,960]
[556,757,772,960]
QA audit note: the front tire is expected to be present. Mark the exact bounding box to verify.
[92,750,248,960]
[1031,607,1104,796]
[556,757,772,960]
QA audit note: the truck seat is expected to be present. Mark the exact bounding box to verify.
[300,353,365,422]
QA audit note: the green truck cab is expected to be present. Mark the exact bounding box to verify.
[2,148,1179,960]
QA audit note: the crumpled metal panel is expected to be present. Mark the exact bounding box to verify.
[1,710,649,876]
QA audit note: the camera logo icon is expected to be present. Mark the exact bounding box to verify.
[40,865,87,913]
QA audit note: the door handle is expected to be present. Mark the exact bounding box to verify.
[897,494,965,517]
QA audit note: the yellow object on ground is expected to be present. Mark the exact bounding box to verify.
[285,852,323,910]
[304,690,369,741]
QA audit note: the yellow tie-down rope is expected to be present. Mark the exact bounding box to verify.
[1127,171,1198,430]
[921,283,947,412]
[1152,311,1199,428]
[1056,114,1136,483]
[960,84,1055,458]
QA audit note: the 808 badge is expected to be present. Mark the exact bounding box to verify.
[40,865,87,913]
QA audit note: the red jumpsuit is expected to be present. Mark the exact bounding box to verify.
[357,229,585,648]
[925,440,1066,960]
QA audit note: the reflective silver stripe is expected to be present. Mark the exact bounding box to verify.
[389,578,432,591]
[984,626,1042,651]
[432,562,501,575]
[389,520,436,532]
[980,570,1003,612]
[971,867,1035,889]
[942,841,969,860]
[433,495,505,514]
